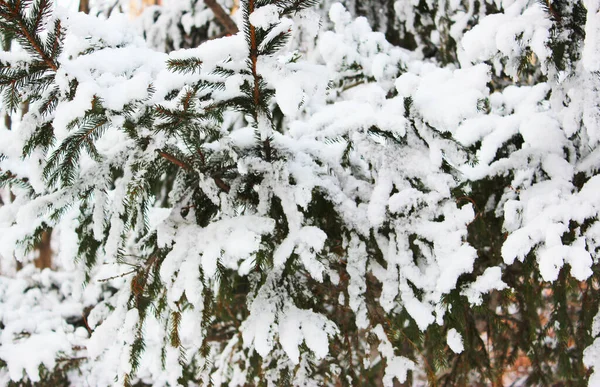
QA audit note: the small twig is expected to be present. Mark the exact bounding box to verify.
[544,0,562,23]
[158,150,192,170]
[247,0,260,110]
[341,81,366,92]
[114,260,140,268]
[81,314,93,336]
[213,176,231,193]
[105,0,120,17]
[197,148,206,165]
[159,149,230,193]
[97,269,137,282]
[456,196,481,225]
[57,356,87,363]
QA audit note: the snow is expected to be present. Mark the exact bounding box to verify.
[0,333,70,382]
[583,0,600,71]
[278,304,337,364]
[169,33,248,73]
[447,328,464,354]
[240,273,279,358]
[273,226,327,281]
[585,338,600,386]
[158,215,274,287]
[249,5,280,30]
[275,77,305,117]
[0,267,93,382]
[404,295,436,331]
[398,64,491,134]
[462,266,508,306]
[2,0,600,385]
[373,324,415,386]
[367,169,393,227]
[458,1,552,77]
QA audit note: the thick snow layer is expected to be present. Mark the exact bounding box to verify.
[0,267,95,383]
[250,5,280,30]
[585,338,600,386]
[397,64,491,134]
[447,328,464,354]
[583,0,600,71]
[462,266,508,306]
[373,324,415,386]
[3,0,600,385]
[458,1,552,77]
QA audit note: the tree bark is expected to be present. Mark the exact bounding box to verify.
[79,0,89,13]
[34,230,53,270]
[204,0,239,35]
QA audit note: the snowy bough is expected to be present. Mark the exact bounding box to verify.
[1,0,600,385]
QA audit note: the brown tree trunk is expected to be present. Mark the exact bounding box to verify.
[204,0,239,35]
[34,230,53,269]
[19,95,53,270]
[79,0,89,13]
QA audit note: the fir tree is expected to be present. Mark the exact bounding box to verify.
[0,0,600,386]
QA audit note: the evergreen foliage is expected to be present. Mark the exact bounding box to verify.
[0,0,600,386]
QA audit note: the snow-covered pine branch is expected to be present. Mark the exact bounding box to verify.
[0,0,600,385]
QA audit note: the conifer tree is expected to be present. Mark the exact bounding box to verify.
[1,0,600,386]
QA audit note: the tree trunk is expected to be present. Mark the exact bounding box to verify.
[34,230,53,269]
[79,0,89,13]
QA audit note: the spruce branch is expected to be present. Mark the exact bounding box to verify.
[0,167,34,193]
[166,57,203,74]
[31,0,52,33]
[157,150,230,193]
[0,0,58,71]
[46,19,62,58]
[244,0,273,161]
[247,0,260,112]
[44,114,108,187]
[277,0,319,16]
